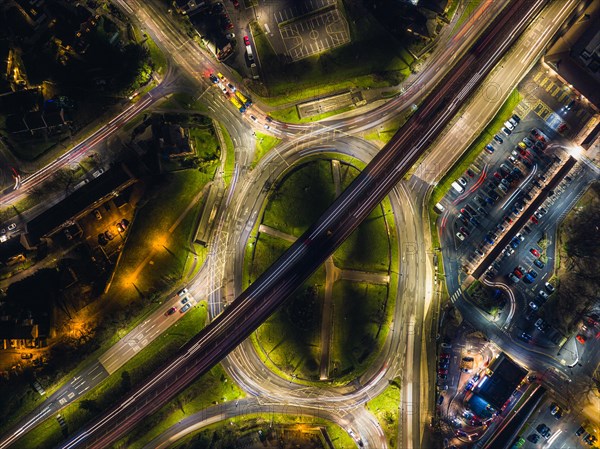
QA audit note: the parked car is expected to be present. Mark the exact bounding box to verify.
[530,248,540,257]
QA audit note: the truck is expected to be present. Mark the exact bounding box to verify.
[230,96,246,113]
[246,44,254,61]
[235,90,252,108]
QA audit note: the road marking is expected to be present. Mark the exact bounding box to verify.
[450,288,463,303]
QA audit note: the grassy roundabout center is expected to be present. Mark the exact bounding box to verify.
[245,158,398,385]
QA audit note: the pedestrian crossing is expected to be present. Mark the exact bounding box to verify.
[450,288,462,303]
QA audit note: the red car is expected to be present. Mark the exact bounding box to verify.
[440,353,451,359]
[576,335,586,344]
[244,35,250,46]
[530,248,540,257]
[530,215,539,224]
[438,369,448,375]
[165,307,177,316]
[504,216,513,224]
[558,123,568,133]
[232,0,240,7]
[493,172,502,180]
[513,268,523,278]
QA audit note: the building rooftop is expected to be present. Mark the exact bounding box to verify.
[544,1,600,111]
[474,353,527,410]
[25,164,137,246]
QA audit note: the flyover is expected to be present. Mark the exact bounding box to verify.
[55,1,551,447]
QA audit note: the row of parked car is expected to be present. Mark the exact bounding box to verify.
[473,128,563,271]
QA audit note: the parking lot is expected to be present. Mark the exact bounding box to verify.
[279,8,350,61]
[273,0,337,24]
[79,198,133,259]
[436,80,600,344]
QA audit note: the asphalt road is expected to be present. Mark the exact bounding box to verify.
[50,2,552,447]
[0,0,583,448]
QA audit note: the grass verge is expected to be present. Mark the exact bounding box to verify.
[366,378,402,449]
[430,89,522,208]
[15,305,212,449]
[109,170,210,303]
[220,124,236,185]
[171,413,356,449]
[252,132,281,168]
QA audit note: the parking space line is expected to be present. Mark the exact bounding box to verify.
[545,82,555,92]
[539,77,548,87]
[533,71,543,82]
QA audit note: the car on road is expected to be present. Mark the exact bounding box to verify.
[209,73,218,84]
[243,35,250,46]
[250,115,257,121]
[530,248,540,257]
[180,303,191,313]
[165,307,177,316]
[519,332,533,341]
[545,282,555,293]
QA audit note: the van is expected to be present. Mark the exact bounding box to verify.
[504,121,514,130]
[451,181,464,194]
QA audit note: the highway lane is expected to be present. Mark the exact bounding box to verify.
[220,137,418,409]
[52,2,550,447]
[0,79,259,449]
[0,0,513,447]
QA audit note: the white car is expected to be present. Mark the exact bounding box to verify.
[456,232,465,241]
[178,288,189,297]
[458,177,468,186]
[7,223,16,231]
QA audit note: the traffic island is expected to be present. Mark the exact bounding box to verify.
[245,158,397,385]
